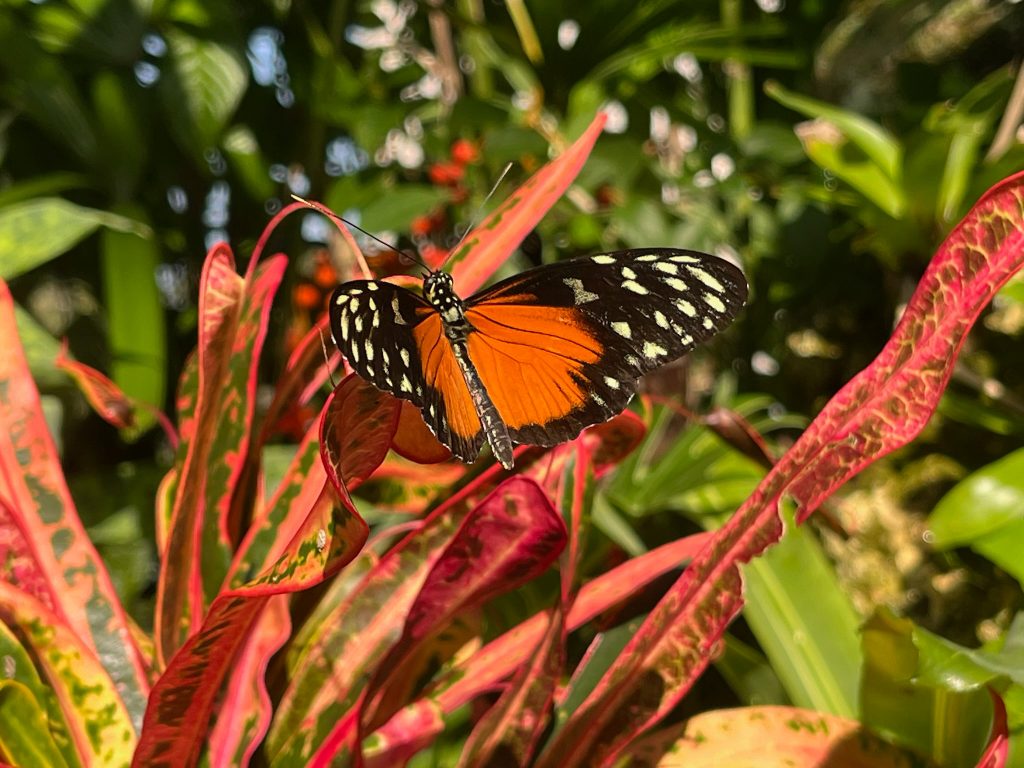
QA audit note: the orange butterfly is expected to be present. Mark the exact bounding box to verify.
[330,249,747,469]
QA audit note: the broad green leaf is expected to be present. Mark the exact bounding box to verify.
[741,506,861,717]
[0,198,148,280]
[359,185,450,233]
[161,29,247,154]
[861,610,1003,766]
[0,682,70,768]
[0,623,78,768]
[92,72,146,197]
[101,210,165,433]
[928,447,1024,546]
[765,80,903,182]
[793,122,907,218]
[13,304,63,388]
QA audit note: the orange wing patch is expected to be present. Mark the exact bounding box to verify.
[464,304,602,430]
[412,313,482,445]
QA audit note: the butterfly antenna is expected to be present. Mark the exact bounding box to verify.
[439,162,514,270]
[291,195,431,273]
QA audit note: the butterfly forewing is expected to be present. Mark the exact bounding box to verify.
[329,280,486,462]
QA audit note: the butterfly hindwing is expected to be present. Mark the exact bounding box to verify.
[329,280,486,462]
[463,248,747,446]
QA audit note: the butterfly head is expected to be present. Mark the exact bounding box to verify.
[423,270,464,322]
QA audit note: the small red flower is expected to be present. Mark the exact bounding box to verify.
[411,214,435,237]
[312,261,338,288]
[451,138,480,165]
[429,162,465,186]
[292,282,321,310]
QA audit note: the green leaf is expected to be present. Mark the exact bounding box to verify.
[92,71,146,197]
[765,80,903,182]
[100,211,166,432]
[861,609,1011,765]
[13,304,63,389]
[160,29,247,154]
[741,505,862,716]
[793,121,907,218]
[928,447,1024,547]
[0,682,70,768]
[0,198,149,280]
[359,185,449,233]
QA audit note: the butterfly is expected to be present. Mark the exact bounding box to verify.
[329,248,747,470]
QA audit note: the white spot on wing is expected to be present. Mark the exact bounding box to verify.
[703,317,714,329]
[400,348,411,367]
[351,342,360,363]
[592,392,606,407]
[655,262,679,275]
[664,277,689,292]
[392,295,407,325]
[354,314,363,333]
[688,266,725,293]
[367,283,378,291]
[350,297,360,313]
[637,254,658,262]
[338,312,350,340]
[643,341,668,359]
[335,294,349,305]
[621,266,637,280]
[372,311,380,328]
[622,280,649,295]
[368,297,377,310]
[365,339,374,361]
[654,310,669,329]
[564,277,598,304]
[593,254,616,265]
[611,321,632,339]
[400,374,412,393]
[674,298,696,317]
[604,376,620,390]
[670,254,699,264]
[704,292,727,313]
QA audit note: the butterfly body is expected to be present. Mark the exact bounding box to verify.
[330,249,747,470]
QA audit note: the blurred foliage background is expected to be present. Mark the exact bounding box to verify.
[2,0,1024,742]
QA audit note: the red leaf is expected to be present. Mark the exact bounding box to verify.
[359,476,567,733]
[365,534,712,766]
[977,689,1009,768]
[390,399,452,464]
[534,171,1024,767]
[450,113,608,295]
[206,596,292,768]
[0,279,151,727]
[133,480,367,768]
[55,340,136,429]
[155,246,287,664]
[267,475,565,764]
[320,373,403,493]
[456,608,565,768]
